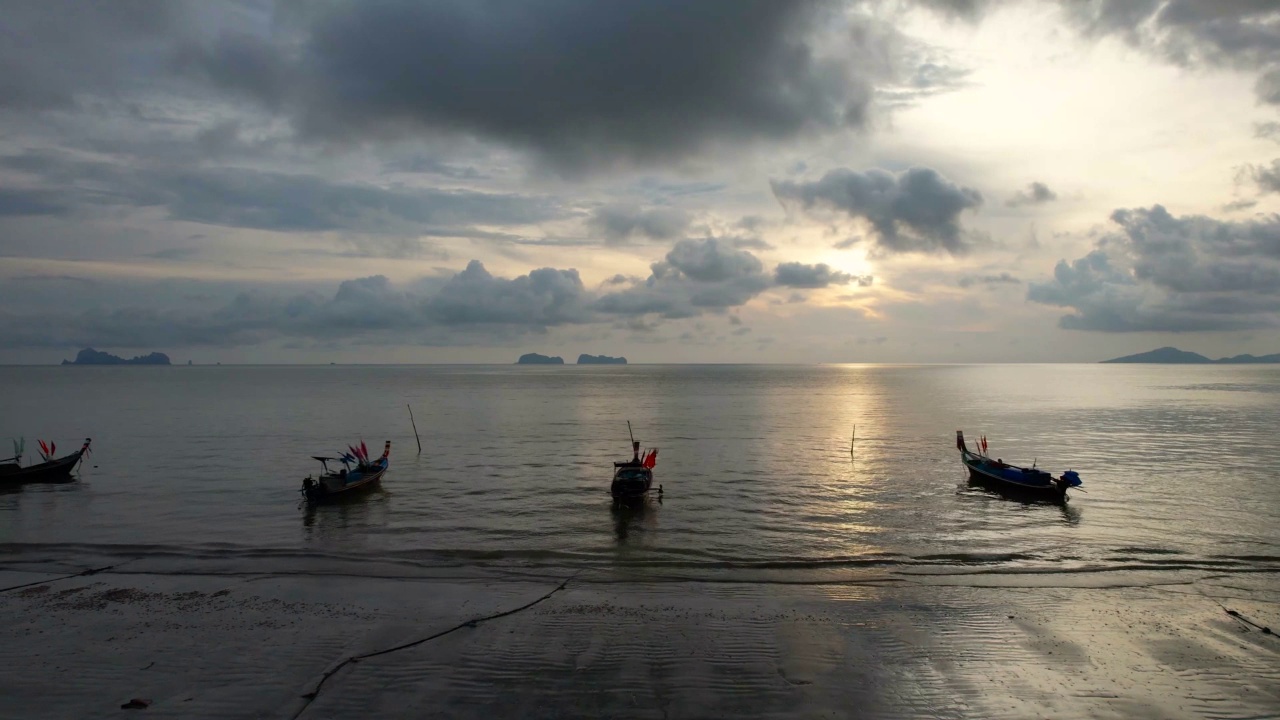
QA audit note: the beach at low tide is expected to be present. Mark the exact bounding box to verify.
[2,548,1277,719]
[3,364,1278,717]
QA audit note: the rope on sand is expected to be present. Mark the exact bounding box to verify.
[1192,575,1274,636]
[0,560,135,594]
[293,570,581,718]
[1221,607,1273,635]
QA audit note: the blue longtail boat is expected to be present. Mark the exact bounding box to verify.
[956,431,1081,502]
[301,440,390,503]
[612,423,658,500]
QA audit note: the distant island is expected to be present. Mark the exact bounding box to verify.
[577,354,627,365]
[62,348,171,366]
[516,353,564,365]
[1101,346,1280,364]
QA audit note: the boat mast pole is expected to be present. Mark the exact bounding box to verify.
[627,421,635,445]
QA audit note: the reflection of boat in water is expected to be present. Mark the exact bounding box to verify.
[610,497,653,542]
[0,438,91,485]
[957,431,1081,502]
[302,484,390,531]
[301,440,390,503]
[612,422,658,501]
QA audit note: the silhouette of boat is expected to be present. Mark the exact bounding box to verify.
[0,438,91,484]
[956,431,1081,502]
[612,423,657,500]
[301,440,390,503]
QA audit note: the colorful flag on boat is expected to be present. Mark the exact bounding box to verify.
[643,448,658,469]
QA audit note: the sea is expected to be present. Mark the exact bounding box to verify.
[2,364,1279,585]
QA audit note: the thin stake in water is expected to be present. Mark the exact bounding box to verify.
[850,425,855,458]
[408,404,422,454]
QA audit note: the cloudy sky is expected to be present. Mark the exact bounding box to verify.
[2,0,1278,364]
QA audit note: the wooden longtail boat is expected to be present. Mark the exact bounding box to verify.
[956,431,1081,502]
[0,438,91,484]
[612,423,657,500]
[301,440,390,503]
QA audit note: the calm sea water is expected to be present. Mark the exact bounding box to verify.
[2,364,1278,583]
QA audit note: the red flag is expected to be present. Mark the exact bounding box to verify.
[360,440,368,459]
[50,442,55,456]
[643,448,658,469]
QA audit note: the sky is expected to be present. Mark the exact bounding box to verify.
[1,0,1278,364]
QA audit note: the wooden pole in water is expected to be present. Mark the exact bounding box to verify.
[850,425,856,457]
[407,404,422,454]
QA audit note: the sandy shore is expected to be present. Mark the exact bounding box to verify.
[0,557,1277,719]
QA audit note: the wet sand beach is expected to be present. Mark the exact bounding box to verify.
[2,552,1277,719]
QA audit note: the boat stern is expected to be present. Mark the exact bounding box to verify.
[611,466,653,498]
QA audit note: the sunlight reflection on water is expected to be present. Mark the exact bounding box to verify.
[2,364,1277,582]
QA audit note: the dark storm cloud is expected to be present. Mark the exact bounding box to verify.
[774,262,856,288]
[1,1,973,183]
[0,189,70,217]
[170,0,884,169]
[1058,0,1280,105]
[771,167,983,254]
[586,205,692,245]
[958,272,1021,288]
[1006,181,1057,207]
[171,26,293,109]
[383,155,486,180]
[0,151,561,235]
[0,1,192,111]
[1028,205,1280,332]
[1258,121,1280,143]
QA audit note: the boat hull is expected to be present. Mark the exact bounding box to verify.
[964,461,1067,502]
[0,450,86,485]
[302,461,387,503]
